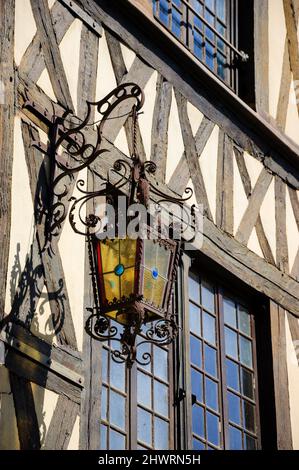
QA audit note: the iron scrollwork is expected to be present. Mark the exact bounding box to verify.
[23,82,195,367]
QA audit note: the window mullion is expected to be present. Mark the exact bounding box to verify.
[217,288,230,449]
[181,253,193,450]
[129,364,137,449]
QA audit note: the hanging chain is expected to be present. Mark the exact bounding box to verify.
[131,104,138,162]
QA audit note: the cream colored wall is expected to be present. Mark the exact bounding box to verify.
[31,383,59,448]
[67,415,80,450]
[4,117,35,316]
[285,316,299,449]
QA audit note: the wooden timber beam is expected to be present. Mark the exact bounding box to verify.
[269,302,293,449]
[72,0,299,190]
[0,0,15,322]
[0,322,83,387]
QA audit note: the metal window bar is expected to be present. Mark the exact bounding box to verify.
[153,0,248,90]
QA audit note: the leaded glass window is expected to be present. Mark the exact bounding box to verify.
[153,0,239,89]
[188,270,260,450]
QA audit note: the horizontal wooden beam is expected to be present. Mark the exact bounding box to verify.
[0,323,83,387]
[5,348,81,404]
[196,217,299,317]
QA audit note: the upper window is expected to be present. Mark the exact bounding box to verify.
[153,0,250,93]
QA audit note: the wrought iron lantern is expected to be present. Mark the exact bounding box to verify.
[24,83,195,367]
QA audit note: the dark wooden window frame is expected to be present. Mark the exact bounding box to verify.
[153,0,242,91]
[100,336,176,450]
[177,252,277,450]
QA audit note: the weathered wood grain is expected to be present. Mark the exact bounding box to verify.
[216,130,234,234]
[151,74,172,181]
[168,116,215,195]
[9,371,41,450]
[79,173,102,450]
[275,176,289,272]
[6,348,81,404]
[234,146,275,265]
[197,216,299,317]
[283,0,299,115]
[77,22,102,450]
[105,30,146,161]
[30,0,73,109]
[0,0,15,321]
[19,0,75,83]
[254,0,269,115]
[269,302,293,449]
[175,89,212,220]
[101,55,154,143]
[276,38,292,131]
[235,168,273,245]
[77,25,99,120]
[1,322,83,389]
[44,395,79,449]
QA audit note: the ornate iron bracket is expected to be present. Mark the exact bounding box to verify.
[23,83,194,367]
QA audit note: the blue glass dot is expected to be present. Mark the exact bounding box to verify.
[114,264,124,276]
[151,268,159,280]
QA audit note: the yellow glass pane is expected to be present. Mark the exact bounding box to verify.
[120,267,135,298]
[120,239,137,267]
[106,310,132,326]
[100,240,120,273]
[143,240,170,278]
[103,273,120,302]
[143,268,166,308]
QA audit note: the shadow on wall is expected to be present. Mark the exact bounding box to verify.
[0,239,68,449]
[0,119,73,449]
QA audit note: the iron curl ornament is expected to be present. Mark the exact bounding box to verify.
[23,82,198,368]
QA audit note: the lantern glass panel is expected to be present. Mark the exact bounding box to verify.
[103,273,120,302]
[142,240,171,309]
[120,267,135,298]
[144,240,170,277]
[120,238,138,267]
[100,239,120,273]
[96,238,137,308]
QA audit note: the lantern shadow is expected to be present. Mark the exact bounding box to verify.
[1,241,67,340]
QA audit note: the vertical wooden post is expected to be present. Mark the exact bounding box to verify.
[77,25,102,449]
[0,0,15,320]
[181,253,192,450]
[269,301,293,449]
